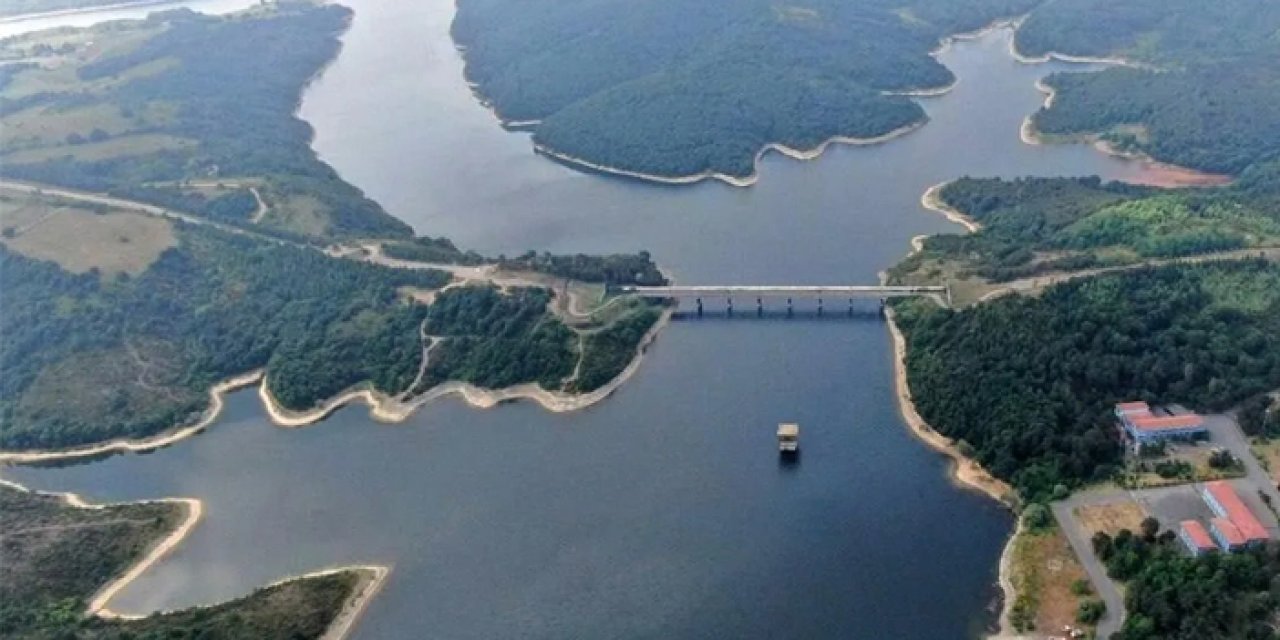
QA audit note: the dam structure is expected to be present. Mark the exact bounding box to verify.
[613,284,950,316]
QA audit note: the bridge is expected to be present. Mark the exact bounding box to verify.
[613,284,950,315]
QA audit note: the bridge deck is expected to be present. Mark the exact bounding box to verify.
[615,285,946,299]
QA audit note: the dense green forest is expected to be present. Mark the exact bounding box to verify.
[416,286,663,392]
[1018,0,1280,175]
[894,260,1280,500]
[1092,525,1280,640]
[453,0,1038,179]
[0,484,361,639]
[497,250,668,286]
[418,286,578,391]
[0,3,410,239]
[380,241,669,286]
[1,207,665,450]
[0,222,448,450]
[891,166,1280,284]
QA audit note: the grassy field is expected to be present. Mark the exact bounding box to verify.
[3,132,195,163]
[1009,523,1096,636]
[1075,500,1147,537]
[0,189,176,276]
[0,4,413,239]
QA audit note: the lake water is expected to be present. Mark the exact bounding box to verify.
[3,1,1170,638]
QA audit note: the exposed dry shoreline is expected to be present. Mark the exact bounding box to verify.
[261,306,671,426]
[920,181,982,233]
[0,308,672,462]
[0,370,264,465]
[0,477,388,639]
[896,184,1024,638]
[1020,72,1233,189]
[534,121,926,188]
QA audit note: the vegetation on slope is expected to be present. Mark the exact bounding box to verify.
[1018,0,1280,175]
[893,260,1280,500]
[0,484,363,639]
[0,0,138,18]
[890,167,1280,286]
[453,0,1038,180]
[0,189,667,451]
[0,217,447,450]
[1092,525,1280,640]
[0,2,410,239]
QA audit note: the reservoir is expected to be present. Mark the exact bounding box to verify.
[3,1,1178,638]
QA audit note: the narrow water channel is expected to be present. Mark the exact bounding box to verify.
[3,1,1171,638]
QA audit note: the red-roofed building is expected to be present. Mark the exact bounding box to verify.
[1179,520,1217,556]
[1115,401,1206,452]
[1210,517,1246,551]
[1201,481,1269,546]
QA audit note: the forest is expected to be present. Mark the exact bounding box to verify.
[890,166,1280,284]
[1017,0,1280,175]
[0,485,361,639]
[454,0,1039,179]
[1092,525,1280,640]
[415,286,662,393]
[497,250,668,286]
[894,260,1280,500]
[0,222,448,450]
[0,3,411,239]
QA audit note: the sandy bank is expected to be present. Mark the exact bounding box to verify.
[1018,57,1231,189]
[535,121,925,188]
[920,181,982,233]
[260,307,672,427]
[884,310,1013,506]
[0,370,264,464]
[0,476,388,639]
[0,477,203,619]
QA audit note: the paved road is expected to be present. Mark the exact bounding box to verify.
[1052,491,1127,639]
[1201,414,1280,531]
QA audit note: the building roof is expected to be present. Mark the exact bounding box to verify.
[1116,401,1151,414]
[1130,414,1205,432]
[1212,517,1246,546]
[1180,520,1216,550]
[1205,481,1269,542]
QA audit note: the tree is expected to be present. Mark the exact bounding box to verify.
[1023,503,1052,530]
[1140,517,1160,541]
[1077,599,1106,624]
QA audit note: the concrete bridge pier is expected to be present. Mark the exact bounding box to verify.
[817,298,824,317]
[727,297,733,317]
[847,298,854,317]
[756,297,763,317]
[787,298,793,317]
[696,298,703,317]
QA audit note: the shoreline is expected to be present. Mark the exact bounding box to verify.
[1,309,673,463]
[0,0,174,24]
[0,370,264,464]
[919,181,982,233]
[898,184,1021,638]
[261,306,672,426]
[0,477,204,619]
[534,120,926,188]
[1020,63,1232,189]
[0,477,388,640]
